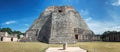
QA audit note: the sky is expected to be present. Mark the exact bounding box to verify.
[0,0,120,34]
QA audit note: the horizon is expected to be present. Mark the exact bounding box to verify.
[0,0,120,34]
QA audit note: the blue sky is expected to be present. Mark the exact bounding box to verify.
[0,0,120,34]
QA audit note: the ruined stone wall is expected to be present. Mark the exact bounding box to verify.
[25,6,95,43]
[2,37,11,42]
[92,35,101,41]
[49,10,76,43]
[13,38,18,42]
[25,29,38,41]
[0,37,18,42]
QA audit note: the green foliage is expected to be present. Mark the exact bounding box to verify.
[12,30,24,35]
[12,30,25,39]
[101,31,120,41]
[0,28,1,31]
[0,28,12,34]
[0,27,25,39]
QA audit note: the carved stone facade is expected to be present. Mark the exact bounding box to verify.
[25,6,100,43]
[0,32,18,42]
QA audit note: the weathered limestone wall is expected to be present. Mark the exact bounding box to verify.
[0,32,18,42]
[49,10,76,43]
[2,37,11,42]
[0,37,18,42]
[25,6,95,43]
[37,15,52,43]
[25,29,38,41]
[13,38,18,42]
[92,35,101,41]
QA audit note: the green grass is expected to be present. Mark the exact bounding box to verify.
[0,42,120,52]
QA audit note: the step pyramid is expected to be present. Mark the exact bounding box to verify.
[25,6,94,43]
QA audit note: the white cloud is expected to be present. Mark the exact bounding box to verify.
[107,9,120,22]
[80,9,120,34]
[112,0,120,6]
[80,9,89,16]
[3,20,16,25]
[85,17,92,22]
[24,24,29,26]
[85,17,120,34]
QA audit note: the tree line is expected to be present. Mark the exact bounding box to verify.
[101,31,120,42]
[0,28,25,39]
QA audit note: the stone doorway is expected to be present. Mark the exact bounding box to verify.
[1,37,3,41]
[75,34,78,40]
[58,10,62,13]
[11,37,13,41]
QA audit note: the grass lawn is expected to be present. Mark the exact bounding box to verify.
[0,42,120,52]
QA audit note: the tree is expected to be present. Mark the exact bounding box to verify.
[101,31,120,42]
[12,30,25,39]
[0,28,1,31]
[0,27,25,39]
[0,28,12,34]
